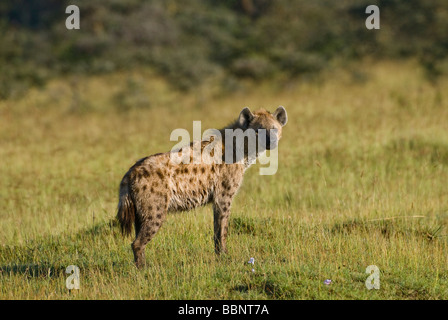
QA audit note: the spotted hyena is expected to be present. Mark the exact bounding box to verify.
[117,106,287,268]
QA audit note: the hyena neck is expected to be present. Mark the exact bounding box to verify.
[218,123,261,170]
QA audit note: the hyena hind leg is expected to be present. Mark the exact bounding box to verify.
[132,208,167,268]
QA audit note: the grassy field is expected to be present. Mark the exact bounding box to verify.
[0,60,447,299]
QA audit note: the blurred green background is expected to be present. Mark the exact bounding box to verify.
[1,0,448,299]
[1,0,447,99]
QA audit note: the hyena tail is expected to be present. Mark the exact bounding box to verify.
[116,176,135,237]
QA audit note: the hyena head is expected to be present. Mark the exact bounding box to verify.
[237,106,288,151]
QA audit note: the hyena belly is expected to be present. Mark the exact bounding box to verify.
[167,164,217,212]
[127,149,219,214]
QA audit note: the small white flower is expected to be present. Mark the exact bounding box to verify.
[324,279,332,285]
[251,268,255,273]
[248,257,255,264]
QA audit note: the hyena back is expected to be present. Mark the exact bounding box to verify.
[117,106,287,268]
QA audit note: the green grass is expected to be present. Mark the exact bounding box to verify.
[0,61,447,299]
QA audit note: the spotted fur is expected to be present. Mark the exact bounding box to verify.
[117,106,287,268]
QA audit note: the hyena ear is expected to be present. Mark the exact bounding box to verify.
[238,107,254,129]
[273,106,287,126]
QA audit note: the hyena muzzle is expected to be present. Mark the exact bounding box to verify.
[116,106,287,268]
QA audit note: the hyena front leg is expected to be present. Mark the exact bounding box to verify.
[132,200,167,268]
[213,203,230,255]
[213,176,241,255]
[213,191,235,255]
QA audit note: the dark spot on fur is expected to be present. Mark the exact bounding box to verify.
[183,168,189,174]
[193,168,197,174]
[156,214,162,219]
[190,178,194,183]
[150,187,154,193]
[211,166,215,173]
[148,205,153,211]
[143,185,147,191]
[201,167,205,174]
[141,168,150,178]
[156,169,164,179]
